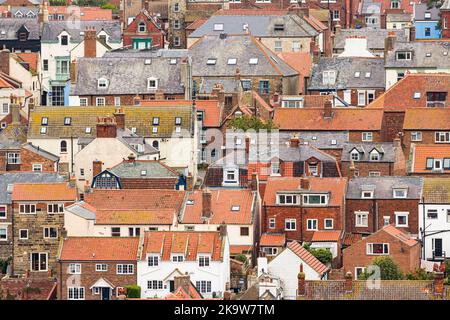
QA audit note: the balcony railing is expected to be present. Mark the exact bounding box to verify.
[432,250,446,260]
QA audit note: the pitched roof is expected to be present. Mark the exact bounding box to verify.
[47,6,113,21]
[334,29,407,50]
[273,108,383,131]
[263,177,347,207]
[15,52,38,72]
[287,241,329,275]
[28,106,194,139]
[189,34,298,77]
[277,52,312,94]
[181,189,255,225]
[412,144,450,174]
[141,231,224,261]
[59,237,139,261]
[403,108,450,130]
[190,100,222,127]
[414,3,440,20]
[163,282,204,300]
[41,20,121,42]
[308,57,385,90]
[346,176,423,199]
[341,142,396,162]
[380,225,418,247]
[260,233,286,246]
[311,231,342,242]
[384,42,450,69]
[230,245,253,255]
[186,18,207,30]
[422,178,450,203]
[368,74,450,111]
[11,183,77,201]
[22,143,59,161]
[95,209,176,225]
[0,18,40,40]
[109,160,179,179]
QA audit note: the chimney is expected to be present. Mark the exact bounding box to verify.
[250,172,258,191]
[434,271,445,297]
[127,153,136,163]
[38,2,49,25]
[234,68,241,81]
[297,265,306,296]
[409,26,416,42]
[218,222,227,238]
[384,31,396,54]
[393,134,406,175]
[211,84,225,106]
[96,116,117,138]
[300,178,310,190]
[92,160,102,177]
[113,107,125,130]
[0,49,10,75]
[133,94,141,106]
[202,189,212,219]
[290,133,300,148]
[174,274,190,294]
[10,97,20,124]
[143,0,150,11]
[349,160,357,177]
[70,60,77,84]
[344,271,353,293]
[323,100,332,118]
[155,89,165,100]
[84,26,97,58]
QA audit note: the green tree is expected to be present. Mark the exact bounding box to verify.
[234,254,248,264]
[124,285,141,298]
[405,268,434,280]
[359,256,403,280]
[227,115,278,132]
[302,242,333,265]
[101,3,119,14]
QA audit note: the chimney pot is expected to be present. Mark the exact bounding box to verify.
[300,178,310,190]
[202,189,212,219]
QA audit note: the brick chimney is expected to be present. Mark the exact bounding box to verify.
[300,178,309,190]
[323,99,332,118]
[218,221,227,238]
[393,134,406,175]
[38,2,49,26]
[133,94,141,106]
[235,67,241,80]
[409,26,416,42]
[202,189,212,219]
[384,31,396,55]
[113,107,125,130]
[290,133,300,148]
[92,160,102,177]
[250,172,258,191]
[434,271,445,296]
[84,26,97,58]
[174,274,190,294]
[143,0,150,11]
[10,96,20,124]
[211,84,225,106]
[155,89,164,100]
[0,49,10,75]
[344,271,353,293]
[297,265,306,296]
[96,116,117,138]
[70,60,77,84]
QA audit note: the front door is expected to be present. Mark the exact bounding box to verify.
[434,238,443,258]
[101,287,110,300]
[169,280,175,292]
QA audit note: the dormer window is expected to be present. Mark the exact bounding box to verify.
[396,51,412,60]
[393,188,407,198]
[277,194,298,205]
[322,70,336,85]
[271,161,280,175]
[350,149,360,161]
[61,35,68,46]
[147,77,158,89]
[424,12,431,19]
[361,190,374,199]
[303,194,328,205]
[370,150,380,161]
[365,72,371,78]
[98,78,108,89]
[391,0,399,9]
[138,21,146,32]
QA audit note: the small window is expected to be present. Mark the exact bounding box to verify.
[19,229,28,240]
[60,140,67,153]
[227,58,237,65]
[152,117,160,125]
[231,205,240,211]
[61,35,68,45]
[207,58,216,65]
[40,127,47,135]
[79,98,88,106]
[116,264,134,274]
[355,212,369,227]
[285,218,296,231]
[175,117,182,125]
[393,189,407,198]
[367,243,389,255]
[43,227,58,239]
[427,209,438,219]
[362,132,373,142]
[365,72,371,78]
[213,23,224,31]
[361,191,374,199]
[324,218,333,229]
[41,117,48,125]
[85,127,92,134]
[64,117,71,125]
[249,58,258,65]
[172,255,184,262]
[240,227,249,236]
[269,217,276,229]
[95,264,107,272]
[148,255,159,266]
[32,164,42,172]
[395,212,409,227]
[69,263,81,274]
[138,21,146,32]
[98,78,108,88]
[147,78,158,89]
[306,219,318,231]
[411,131,422,141]
[170,58,177,65]
[354,71,360,78]
[413,92,421,99]
[198,256,210,267]
[274,24,285,31]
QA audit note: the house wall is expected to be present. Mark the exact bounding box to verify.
[342,229,420,277]
[348,131,383,143]
[419,204,450,261]
[385,68,450,89]
[19,147,58,172]
[414,21,441,39]
[119,177,179,189]
[123,12,164,48]
[0,204,13,260]
[57,261,137,300]
[9,54,40,106]
[341,161,394,177]
[402,130,450,157]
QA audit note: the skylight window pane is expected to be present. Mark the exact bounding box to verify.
[249,58,258,64]
[213,23,224,31]
[207,58,216,65]
[227,58,237,65]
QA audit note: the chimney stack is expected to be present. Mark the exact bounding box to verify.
[96,116,117,138]
[174,274,191,294]
[143,0,150,11]
[250,172,258,191]
[344,271,353,293]
[323,100,332,118]
[113,107,125,130]
[300,178,310,190]
[155,89,164,100]
[70,60,77,84]
[10,96,20,124]
[0,49,10,75]
[84,26,97,58]
[211,84,225,107]
[434,271,445,297]
[202,189,212,219]
[218,221,227,238]
[409,26,416,42]
[290,133,300,148]
[235,68,241,81]
[92,160,102,177]
[297,265,306,296]
[127,153,136,163]
[38,2,49,26]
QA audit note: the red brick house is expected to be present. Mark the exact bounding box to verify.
[0,142,59,173]
[442,0,450,39]
[57,237,139,300]
[123,9,165,50]
[343,225,421,279]
[345,176,423,239]
[262,176,347,243]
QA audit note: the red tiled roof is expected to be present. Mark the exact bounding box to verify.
[260,233,286,246]
[277,52,312,94]
[263,177,347,207]
[15,52,38,73]
[311,230,342,242]
[182,189,254,225]
[141,231,224,261]
[164,283,204,299]
[381,225,418,247]
[195,100,222,127]
[11,183,77,201]
[288,241,329,275]
[230,245,253,254]
[84,189,185,212]
[273,108,383,131]
[60,237,139,261]
[48,6,113,20]
[95,209,176,225]
[0,77,13,89]
[412,144,450,173]
[403,108,450,130]
[367,74,450,111]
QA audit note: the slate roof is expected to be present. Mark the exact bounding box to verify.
[278,131,349,150]
[385,42,450,68]
[41,20,122,42]
[346,176,423,199]
[198,78,241,94]
[442,0,450,10]
[0,172,65,204]
[0,18,39,40]
[188,14,318,38]
[28,106,194,139]
[334,29,407,51]
[103,48,188,58]
[414,3,440,20]
[109,160,179,179]
[65,202,96,220]
[341,142,396,162]
[386,13,412,22]
[422,178,450,203]
[22,142,59,161]
[189,34,298,77]
[308,57,385,90]
[72,56,186,96]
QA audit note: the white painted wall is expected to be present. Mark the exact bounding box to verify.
[419,204,450,260]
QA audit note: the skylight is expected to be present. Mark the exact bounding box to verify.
[365,72,371,78]
[413,92,421,99]
[227,58,237,65]
[354,72,360,78]
[249,58,258,65]
[207,58,217,65]
[231,205,240,211]
[213,23,224,31]
[144,59,151,65]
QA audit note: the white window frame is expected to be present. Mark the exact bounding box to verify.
[307,219,318,231]
[355,211,369,227]
[269,217,276,229]
[350,150,360,161]
[395,212,409,227]
[277,194,298,205]
[324,218,334,229]
[213,23,224,31]
[43,226,58,239]
[393,189,407,199]
[302,194,328,206]
[19,204,36,214]
[411,131,422,142]
[322,70,336,85]
[357,91,366,106]
[147,77,158,90]
[285,218,297,231]
[362,132,373,142]
[79,98,88,106]
[68,263,81,274]
[97,78,108,89]
[47,203,64,214]
[68,287,85,300]
[96,97,105,106]
[114,97,121,107]
[0,227,7,241]
[95,264,108,272]
[147,255,159,267]
[116,264,134,274]
[32,163,43,172]
[19,229,28,240]
[366,243,389,255]
[30,252,48,271]
[370,150,380,161]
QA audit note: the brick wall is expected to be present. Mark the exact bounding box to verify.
[381,111,405,142]
[402,130,442,157]
[57,261,137,300]
[341,161,393,178]
[123,12,165,48]
[79,93,185,106]
[20,146,57,172]
[342,229,421,277]
[345,198,420,235]
[348,131,382,142]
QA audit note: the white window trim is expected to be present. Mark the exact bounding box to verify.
[68,287,85,300]
[395,211,409,227]
[324,218,334,229]
[95,263,108,272]
[361,191,374,199]
[30,252,48,272]
[0,205,7,219]
[116,264,134,274]
[19,229,28,240]
[269,217,276,229]
[284,218,297,231]
[306,219,318,231]
[355,211,369,227]
[0,226,7,241]
[362,132,373,142]
[19,203,37,214]
[43,226,58,239]
[68,263,81,274]
[96,97,106,106]
[366,243,389,255]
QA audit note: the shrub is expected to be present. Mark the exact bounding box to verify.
[302,242,332,265]
[234,254,248,264]
[124,285,141,298]
[359,256,403,280]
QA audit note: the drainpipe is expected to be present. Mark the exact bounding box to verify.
[421,196,426,260]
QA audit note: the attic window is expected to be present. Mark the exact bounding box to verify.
[41,117,48,125]
[138,21,147,32]
[227,58,237,65]
[413,92,421,99]
[213,23,224,31]
[396,51,412,60]
[147,77,158,89]
[40,127,47,135]
[131,127,137,134]
[424,12,431,19]
[152,127,158,134]
[354,72,360,78]
[365,72,371,78]
[249,58,258,65]
[393,188,407,198]
[274,24,285,31]
[141,170,147,176]
[98,78,108,88]
[426,53,431,57]
[64,117,72,125]
[231,205,240,211]
[207,58,216,65]
[170,58,177,65]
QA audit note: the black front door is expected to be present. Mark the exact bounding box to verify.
[169,280,175,292]
[101,287,110,300]
[434,238,443,258]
